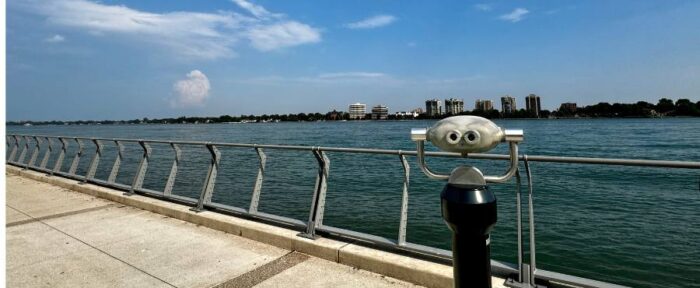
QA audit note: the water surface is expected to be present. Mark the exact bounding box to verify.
[8,118,700,288]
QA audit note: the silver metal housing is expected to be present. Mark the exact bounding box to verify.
[427,116,504,154]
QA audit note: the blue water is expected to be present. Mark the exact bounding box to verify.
[7,118,700,288]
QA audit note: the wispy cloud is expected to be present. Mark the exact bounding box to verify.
[345,15,397,29]
[231,0,280,19]
[248,22,321,51]
[499,8,529,22]
[44,34,65,43]
[18,0,321,59]
[172,70,210,108]
[474,4,493,12]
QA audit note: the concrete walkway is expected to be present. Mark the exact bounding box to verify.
[6,174,421,288]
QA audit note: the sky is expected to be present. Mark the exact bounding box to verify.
[6,0,700,121]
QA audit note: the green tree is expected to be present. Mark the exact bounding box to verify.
[656,98,675,113]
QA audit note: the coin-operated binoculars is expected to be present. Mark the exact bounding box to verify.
[411,116,523,288]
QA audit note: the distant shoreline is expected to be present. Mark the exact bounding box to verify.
[7,115,700,126]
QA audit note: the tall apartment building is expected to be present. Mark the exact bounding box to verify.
[525,94,542,118]
[475,99,493,111]
[444,98,464,115]
[348,103,367,120]
[425,99,443,116]
[501,95,517,115]
[371,105,389,120]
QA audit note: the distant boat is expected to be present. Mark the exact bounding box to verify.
[23,123,32,126]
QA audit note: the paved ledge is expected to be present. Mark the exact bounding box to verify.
[6,166,507,288]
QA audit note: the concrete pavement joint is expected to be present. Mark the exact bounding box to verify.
[212,251,310,288]
[337,241,353,264]
[7,205,179,288]
[6,204,120,227]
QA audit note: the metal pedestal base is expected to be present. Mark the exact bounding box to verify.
[505,264,547,288]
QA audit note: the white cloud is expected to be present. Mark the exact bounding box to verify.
[231,0,280,19]
[474,4,493,12]
[345,15,397,29]
[19,0,321,59]
[45,34,65,43]
[172,70,211,108]
[248,21,321,51]
[499,8,529,22]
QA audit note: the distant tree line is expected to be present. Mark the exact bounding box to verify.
[7,98,699,126]
[551,98,700,118]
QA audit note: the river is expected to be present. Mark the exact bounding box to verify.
[7,118,700,288]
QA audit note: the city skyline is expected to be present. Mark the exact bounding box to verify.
[7,0,700,121]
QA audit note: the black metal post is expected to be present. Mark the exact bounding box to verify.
[441,183,497,288]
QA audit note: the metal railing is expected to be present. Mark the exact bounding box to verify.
[6,134,700,288]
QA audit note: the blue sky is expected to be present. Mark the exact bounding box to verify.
[7,0,700,121]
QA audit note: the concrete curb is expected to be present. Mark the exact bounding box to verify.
[6,166,455,288]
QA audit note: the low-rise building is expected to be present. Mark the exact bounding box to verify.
[475,99,494,111]
[349,103,366,120]
[395,111,419,119]
[559,102,577,114]
[371,105,389,120]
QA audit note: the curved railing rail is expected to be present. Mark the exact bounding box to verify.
[6,134,700,288]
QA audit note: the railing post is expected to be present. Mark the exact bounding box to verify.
[68,138,84,175]
[83,139,103,183]
[39,137,53,169]
[8,135,20,163]
[107,141,124,183]
[192,143,221,212]
[524,156,538,288]
[298,149,330,239]
[506,156,540,288]
[6,136,14,161]
[27,136,42,168]
[398,154,410,246]
[53,138,68,175]
[17,136,30,165]
[127,141,151,195]
[163,143,181,196]
[249,147,266,213]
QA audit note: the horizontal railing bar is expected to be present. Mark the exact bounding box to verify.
[7,134,700,169]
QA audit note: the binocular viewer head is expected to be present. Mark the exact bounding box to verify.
[411,116,523,154]
[411,116,523,183]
